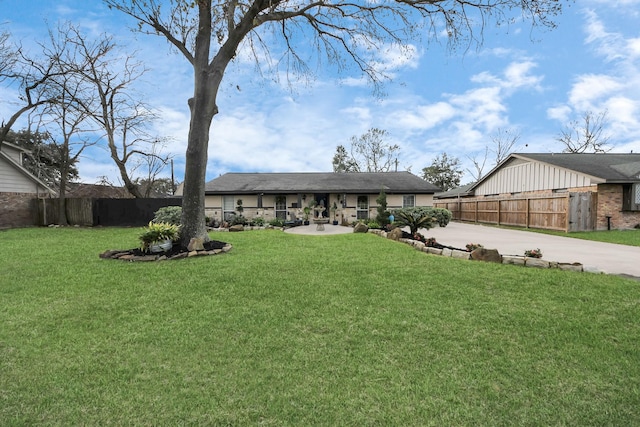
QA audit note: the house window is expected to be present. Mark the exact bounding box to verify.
[275,195,287,219]
[403,195,415,208]
[623,184,640,211]
[223,196,235,220]
[357,195,369,220]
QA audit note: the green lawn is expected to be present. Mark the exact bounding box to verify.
[1,227,639,425]
[513,226,640,247]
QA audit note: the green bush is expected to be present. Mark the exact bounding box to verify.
[367,221,381,229]
[431,207,452,227]
[230,214,247,226]
[269,218,285,227]
[251,217,265,227]
[153,206,182,226]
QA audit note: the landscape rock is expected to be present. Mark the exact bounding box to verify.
[558,262,584,272]
[451,250,471,260]
[470,247,502,263]
[187,237,205,251]
[525,258,550,268]
[426,247,443,255]
[353,223,369,233]
[502,256,525,265]
[229,225,244,232]
[387,228,404,241]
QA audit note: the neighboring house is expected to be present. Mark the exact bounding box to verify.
[434,153,640,231]
[189,172,441,224]
[0,141,55,228]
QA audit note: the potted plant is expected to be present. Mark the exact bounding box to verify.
[331,201,339,225]
[139,221,180,253]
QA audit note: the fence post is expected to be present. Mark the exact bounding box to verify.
[474,200,478,223]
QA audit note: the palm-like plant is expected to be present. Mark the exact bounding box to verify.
[392,208,436,235]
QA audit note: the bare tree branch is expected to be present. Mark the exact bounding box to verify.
[558,110,611,153]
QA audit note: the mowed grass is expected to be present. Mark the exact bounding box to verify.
[514,226,640,247]
[1,227,639,425]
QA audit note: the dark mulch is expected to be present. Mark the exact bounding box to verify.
[100,240,230,261]
[130,240,228,257]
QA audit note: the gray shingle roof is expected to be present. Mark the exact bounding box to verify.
[514,153,640,182]
[205,172,440,194]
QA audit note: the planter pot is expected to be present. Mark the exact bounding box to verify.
[303,221,310,225]
[149,239,173,253]
[332,221,339,225]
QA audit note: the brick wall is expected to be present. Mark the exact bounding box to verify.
[596,184,640,230]
[0,192,39,229]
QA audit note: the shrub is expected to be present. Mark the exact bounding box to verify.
[269,218,285,227]
[375,188,390,226]
[431,207,452,227]
[153,206,182,225]
[251,217,265,227]
[367,221,381,229]
[230,214,247,226]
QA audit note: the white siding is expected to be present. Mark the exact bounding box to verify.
[0,160,42,193]
[475,160,593,195]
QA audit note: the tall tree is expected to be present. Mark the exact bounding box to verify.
[333,128,400,172]
[558,110,611,153]
[0,30,63,144]
[38,74,97,225]
[422,152,463,192]
[53,23,169,198]
[105,0,569,245]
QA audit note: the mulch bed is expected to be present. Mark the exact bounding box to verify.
[99,240,231,262]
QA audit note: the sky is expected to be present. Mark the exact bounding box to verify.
[1,0,640,186]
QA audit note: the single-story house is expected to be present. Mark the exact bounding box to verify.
[193,171,440,224]
[0,141,56,228]
[434,153,640,231]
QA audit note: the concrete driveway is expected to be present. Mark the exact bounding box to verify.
[425,222,640,278]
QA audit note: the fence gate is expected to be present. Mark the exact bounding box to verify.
[568,192,595,232]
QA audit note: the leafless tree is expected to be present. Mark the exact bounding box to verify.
[558,110,611,153]
[38,72,98,225]
[466,147,489,183]
[51,23,169,198]
[0,30,63,144]
[466,127,520,181]
[104,0,569,245]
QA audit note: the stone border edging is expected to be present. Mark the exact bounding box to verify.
[367,229,584,273]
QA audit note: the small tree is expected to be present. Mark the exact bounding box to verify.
[422,153,463,192]
[375,187,390,226]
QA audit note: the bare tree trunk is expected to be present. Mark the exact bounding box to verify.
[57,172,68,225]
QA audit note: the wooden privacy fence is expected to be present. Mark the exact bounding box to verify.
[38,197,183,227]
[434,192,596,232]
